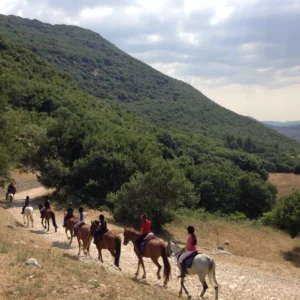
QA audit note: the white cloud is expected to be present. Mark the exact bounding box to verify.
[80,7,113,20]
[2,0,300,120]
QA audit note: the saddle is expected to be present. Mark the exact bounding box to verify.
[140,232,156,252]
[181,251,199,270]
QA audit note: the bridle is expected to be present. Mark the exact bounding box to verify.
[167,240,184,261]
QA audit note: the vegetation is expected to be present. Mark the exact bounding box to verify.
[260,189,300,238]
[0,33,280,228]
[1,14,300,175]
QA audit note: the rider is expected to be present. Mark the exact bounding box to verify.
[21,196,30,215]
[178,225,198,278]
[6,181,16,200]
[40,196,51,218]
[93,214,108,244]
[63,202,74,228]
[135,213,151,256]
[74,207,86,236]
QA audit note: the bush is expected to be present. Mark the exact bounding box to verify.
[260,189,300,238]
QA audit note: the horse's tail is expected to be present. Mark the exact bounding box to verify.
[160,243,171,284]
[208,258,218,288]
[30,210,34,225]
[50,211,58,230]
[114,236,121,269]
[83,228,92,253]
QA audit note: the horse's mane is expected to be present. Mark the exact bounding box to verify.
[125,227,139,234]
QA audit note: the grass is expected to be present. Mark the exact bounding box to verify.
[165,210,300,266]
[268,173,300,199]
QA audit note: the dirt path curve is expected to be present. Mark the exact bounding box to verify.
[5,189,300,300]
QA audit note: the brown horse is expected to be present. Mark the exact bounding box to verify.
[76,223,93,256]
[89,220,122,270]
[65,215,78,245]
[123,228,171,286]
[38,204,58,232]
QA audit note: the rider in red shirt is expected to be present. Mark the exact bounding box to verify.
[135,213,151,256]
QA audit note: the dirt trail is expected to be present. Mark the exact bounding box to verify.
[5,189,300,300]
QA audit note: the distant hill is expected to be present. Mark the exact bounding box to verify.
[1,14,300,157]
[263,121,300,127]
[265,125,300,142]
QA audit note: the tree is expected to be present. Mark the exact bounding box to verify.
[260,190,300,238]
[108,159,196,230]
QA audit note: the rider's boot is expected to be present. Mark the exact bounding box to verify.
[178,262,186,278]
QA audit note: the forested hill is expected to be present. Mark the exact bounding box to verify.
[1,14,300,157]
[0,33,282,227]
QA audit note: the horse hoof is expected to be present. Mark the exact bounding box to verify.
[142,275,146,279]
[157,275,161,280]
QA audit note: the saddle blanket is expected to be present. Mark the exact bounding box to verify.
[184,251,199,269]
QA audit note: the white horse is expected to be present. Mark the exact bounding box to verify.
[6,193,14,207]
[23,206,34,227]
[167,240,219,300]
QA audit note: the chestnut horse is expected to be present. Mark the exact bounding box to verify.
[38,204,58,232]
[123,228,171,286]
[65,215,78,245]
[89,220,122,270]
[76,223,93,256]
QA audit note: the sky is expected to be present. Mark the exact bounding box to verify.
[1,0,300,121]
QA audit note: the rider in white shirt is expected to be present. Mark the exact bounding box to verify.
[74,207,86,235]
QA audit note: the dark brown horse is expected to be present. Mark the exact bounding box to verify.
[65,215,78,245]
[76,223,93,256]
[89,220,121,270]
[38,204,58,232]
[123,228,171,286]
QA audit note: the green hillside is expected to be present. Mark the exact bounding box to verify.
[0,34,281,226]
[1,14,299,158]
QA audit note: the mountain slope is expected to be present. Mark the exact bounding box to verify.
[0,34,279,220]
[1,14,300,155]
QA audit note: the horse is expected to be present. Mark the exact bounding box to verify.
[38,204,58,232]
[65,215,78,245]
[89,220,122,270]
[23,206,34,228]
[7,193,14,207]
[167,239,219,300]
[75,223,93,256]
[123,227,171,286]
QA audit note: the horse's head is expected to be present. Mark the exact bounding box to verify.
[123,227,137,245]
[38,204,43,210]
[90,220,100,235]
[167,239,181,257]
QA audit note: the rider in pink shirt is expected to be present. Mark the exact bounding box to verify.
[178,225,197,277]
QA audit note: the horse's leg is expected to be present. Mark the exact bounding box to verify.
[150,257,162,280]
[47,219,50,231]
[23,214,26,224]
[135,258,141,277]
[180,278,191,300]
[77,235,81,256]
[140,258,146,279]
[98,248,103,262]
[199,276,208,299]
[27,216,29,228]
[179,285,183,298]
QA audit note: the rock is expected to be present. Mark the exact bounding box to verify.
[7,225,16,230]
[224,240,230,245]
[24,258,41,268]
[212,249,232,255]
[100,284,106,289]
[217,246,224,250]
